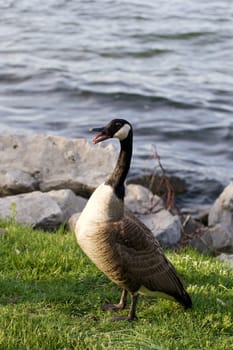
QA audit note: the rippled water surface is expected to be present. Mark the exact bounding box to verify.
[1,0,233,206]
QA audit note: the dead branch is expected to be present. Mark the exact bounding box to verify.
[147,145,176,213]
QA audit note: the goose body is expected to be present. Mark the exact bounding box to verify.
[75,119,192,321]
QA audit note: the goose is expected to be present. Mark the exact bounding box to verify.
[75,119,192,321]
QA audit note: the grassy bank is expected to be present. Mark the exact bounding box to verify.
[0,219,232,350]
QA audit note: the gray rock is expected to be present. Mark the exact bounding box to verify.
[0,135,117,197]
[190,225,233,255]
[125,184,163,214]
[68,213,81,232]
[0,167,38,196]
[0,192,61,230]
[207,225,232,253]
[139,210,181,247]
[209,182,233,229]
[0,190,87,230]
[208,182,233,253]
[217,253,233,269]
[181,205,210,226]
[190,229,214,255]
[48,189,87,222]
[125,184,181,247]
[182,215,203,236]
[128,174,187,195]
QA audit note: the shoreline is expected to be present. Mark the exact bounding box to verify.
[0,133,232,264]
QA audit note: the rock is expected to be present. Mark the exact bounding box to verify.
[138,211,181,247]
[190,225,233,255]
[182,184,233,253]
[68,213,81,232]
[0,190,87,230]
[0,135,117,197]
[48,189,87,222]
[69,184,181,247]
[0,167,38,196]
[190,229,214,255]
[181,215,203,236]
[207,182,233,253]
[209,182,233,230]
[125,184,181,247]
[125,184,163,214]
[0,192,61,230]
[178,214,206,248]
[180,205,210,226]
[217,253,233,269]
[128,174,187,195]
[206,225,232,253]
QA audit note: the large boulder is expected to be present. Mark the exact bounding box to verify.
[0,189,87,230]
[0,135,117,197]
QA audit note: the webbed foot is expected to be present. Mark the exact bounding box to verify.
[102,289,128,313]
[108,293,138,322]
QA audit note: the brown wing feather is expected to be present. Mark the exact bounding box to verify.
[112,211,190,304]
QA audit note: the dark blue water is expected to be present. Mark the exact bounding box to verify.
[1,0,233,207]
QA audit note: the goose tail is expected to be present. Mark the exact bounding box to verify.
[175,290,192,309]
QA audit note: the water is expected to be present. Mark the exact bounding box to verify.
[1,0,233,207]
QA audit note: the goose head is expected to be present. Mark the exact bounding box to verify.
[91,119,132,144]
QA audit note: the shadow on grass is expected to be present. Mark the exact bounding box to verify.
[0,274,106,312]
[1,264,232,319]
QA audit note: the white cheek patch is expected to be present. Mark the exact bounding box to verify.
[113,124,131,141]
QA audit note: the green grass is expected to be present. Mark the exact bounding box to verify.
[0,219,232,350]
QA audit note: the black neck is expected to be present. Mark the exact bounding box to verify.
[106,130,133,199]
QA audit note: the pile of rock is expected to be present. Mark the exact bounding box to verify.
[0,134,117,197]
[189,182,233,268]
[0,134,181,247]
[0,134,232,267]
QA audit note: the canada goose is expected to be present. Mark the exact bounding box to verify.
[76,119,192,321]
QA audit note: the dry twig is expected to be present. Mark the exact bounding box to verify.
[146,145,175,213]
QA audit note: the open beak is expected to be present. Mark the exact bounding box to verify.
[89,126,110,144]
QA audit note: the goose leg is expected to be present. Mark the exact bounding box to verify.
[110,293,138,322]
[102,289,128,312]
